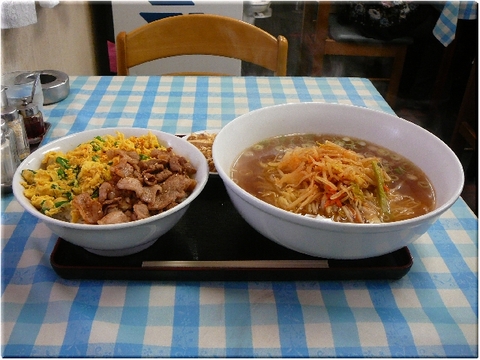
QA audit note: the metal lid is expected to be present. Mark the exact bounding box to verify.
[1,105,20,122]
[19,98,39,118]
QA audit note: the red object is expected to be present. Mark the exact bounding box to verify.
[107,40,117,73]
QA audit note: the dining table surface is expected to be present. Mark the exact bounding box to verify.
[1,75,478,358]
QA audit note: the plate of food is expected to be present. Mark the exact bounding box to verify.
[12,127,209,256]
[212,102,464,259]
[183,130,219,175]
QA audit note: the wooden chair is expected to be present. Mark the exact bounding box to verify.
[300,2,413,108]
[116,13,288,76]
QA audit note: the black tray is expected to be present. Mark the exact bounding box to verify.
[50,177,413,281]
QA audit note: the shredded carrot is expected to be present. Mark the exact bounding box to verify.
[265,140,391,222]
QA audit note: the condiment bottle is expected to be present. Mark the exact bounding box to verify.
[19,98,45,145]
[1,85,8,107]
[1,105,30,161]
[1,118,20,189]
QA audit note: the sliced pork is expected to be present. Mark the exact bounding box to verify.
[72,148,197,224]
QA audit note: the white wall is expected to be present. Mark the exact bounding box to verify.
[1,2,98,76]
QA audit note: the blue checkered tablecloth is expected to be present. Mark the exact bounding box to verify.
[2,76,478,357]
[433,1,478,46]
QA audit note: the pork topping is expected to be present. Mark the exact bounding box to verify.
[72,148,197,224]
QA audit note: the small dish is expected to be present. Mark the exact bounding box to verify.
[183,130,219,175]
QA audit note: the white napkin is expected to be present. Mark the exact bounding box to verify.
[39,1,60,9]
[1,0,60,29]
[1,0,37,29]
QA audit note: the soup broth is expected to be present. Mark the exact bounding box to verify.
[231,134,436,223]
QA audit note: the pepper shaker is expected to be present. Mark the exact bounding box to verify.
[19,97,45,145]
[1,118,20,190]
[1,105,30,161]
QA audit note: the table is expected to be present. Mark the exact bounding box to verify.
[2,76,477,357]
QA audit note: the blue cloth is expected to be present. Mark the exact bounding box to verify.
[433,1,478,46]
[1,76,477,357]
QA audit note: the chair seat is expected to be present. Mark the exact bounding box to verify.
[329,14,413,45]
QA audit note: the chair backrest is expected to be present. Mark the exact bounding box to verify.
[116,14,288,76]
[315,2,331,42]
[300,1,412,108]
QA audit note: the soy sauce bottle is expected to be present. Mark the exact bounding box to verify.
[19,97,45,145]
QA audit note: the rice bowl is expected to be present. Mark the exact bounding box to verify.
[13,127,209,256]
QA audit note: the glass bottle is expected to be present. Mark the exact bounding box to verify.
[19,98,45,145]
[1,118,20,189]
[1,85,8,107]
[1,105,30,161]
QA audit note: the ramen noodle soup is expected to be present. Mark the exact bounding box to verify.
[231,134,435,223]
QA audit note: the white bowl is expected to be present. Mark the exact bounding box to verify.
[13,127,209,256]
[212,102,464,259]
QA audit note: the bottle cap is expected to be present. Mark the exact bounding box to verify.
[19,98,39,118]
[1,105,20,122]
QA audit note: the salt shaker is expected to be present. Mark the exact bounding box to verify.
[1,118,20,190]
[1,105,30,161]
[19,98,45,145]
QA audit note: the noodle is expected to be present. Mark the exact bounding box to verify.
[232,134,435,223]
[262,140,389,222]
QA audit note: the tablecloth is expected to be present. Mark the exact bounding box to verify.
[2,76,478,357]
[433,1,478,46]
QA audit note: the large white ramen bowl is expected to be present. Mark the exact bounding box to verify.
[13,127,209,256]
[212,102,464,259]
